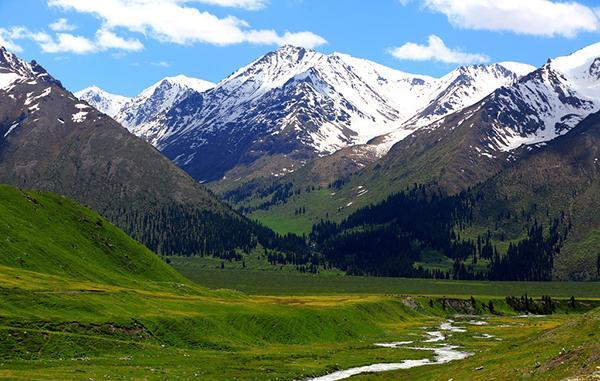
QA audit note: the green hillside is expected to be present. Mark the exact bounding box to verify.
[0,50,309,263]
[0,185,184,287]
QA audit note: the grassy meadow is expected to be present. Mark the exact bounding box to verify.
[2,263,599,380]
[169,257,600,298]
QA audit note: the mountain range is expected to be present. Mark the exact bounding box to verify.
[77,45,535,184]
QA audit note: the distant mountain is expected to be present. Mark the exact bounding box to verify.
[75,86,130,118]
[342,42,600,196]
[371,62,535,152]
[231,43,600,240]
[115,75,215,145]
[119,45,529,184]
[0,46,265,257]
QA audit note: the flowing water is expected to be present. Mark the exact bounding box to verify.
[308,320,472,381]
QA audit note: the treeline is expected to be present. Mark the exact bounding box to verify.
[505,294,557,315]
[139,184,574,281]
[310,185,475,277]
[116,203,255,257]
[489,218,569,281]
[225,180,325,215]
[116,202,318,263]
[307,185,571,280]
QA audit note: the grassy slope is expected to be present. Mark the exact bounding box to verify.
[2,264,599,380]
[0,185,183,287]
[555,229,600,281]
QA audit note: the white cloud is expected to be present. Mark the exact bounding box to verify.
[47,0,326,48]
[278,31,327,49]
[40,33,97,54]
[243,30,327,48]
[388,35,489,64]
[49,18,77,32]
[421,0,599,38]
[0,26,144,55]
[150,61,170,67]
[96,29,143,51]
[0,27,25,52]
[192,0,267,10]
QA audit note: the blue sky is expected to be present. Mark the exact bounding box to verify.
[1,0,599,96]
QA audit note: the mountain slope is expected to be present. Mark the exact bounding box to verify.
[365,42,600,193]
[272,111,600,280]
[0,184,185,286]
[371,62,535,151]
[472,110,600,280]
[0,46,259,257]
[75,86,130,118]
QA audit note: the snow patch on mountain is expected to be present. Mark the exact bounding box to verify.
[552,42,600,100]
[0,72,21,91]
[0,47,61,89]
[498,62,536,77]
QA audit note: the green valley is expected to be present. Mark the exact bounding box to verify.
[0,184,599,380]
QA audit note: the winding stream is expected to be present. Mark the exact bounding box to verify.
[308,320,472,381]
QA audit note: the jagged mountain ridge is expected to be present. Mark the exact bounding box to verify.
[348,43,600,195]
[112,45,530,183]
[114,75,215,145]
[75,86,130,118]
[371,62,535,152]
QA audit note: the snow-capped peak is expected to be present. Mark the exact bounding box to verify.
[217,45,326,105]
[75,86,130,118]
[139,75,215,99]
[166,45,443,154]
[371,61,532,153]
[550,42,600,101]
[115,74,215,130]
[447,42,600,156]
[0,46,60,90]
